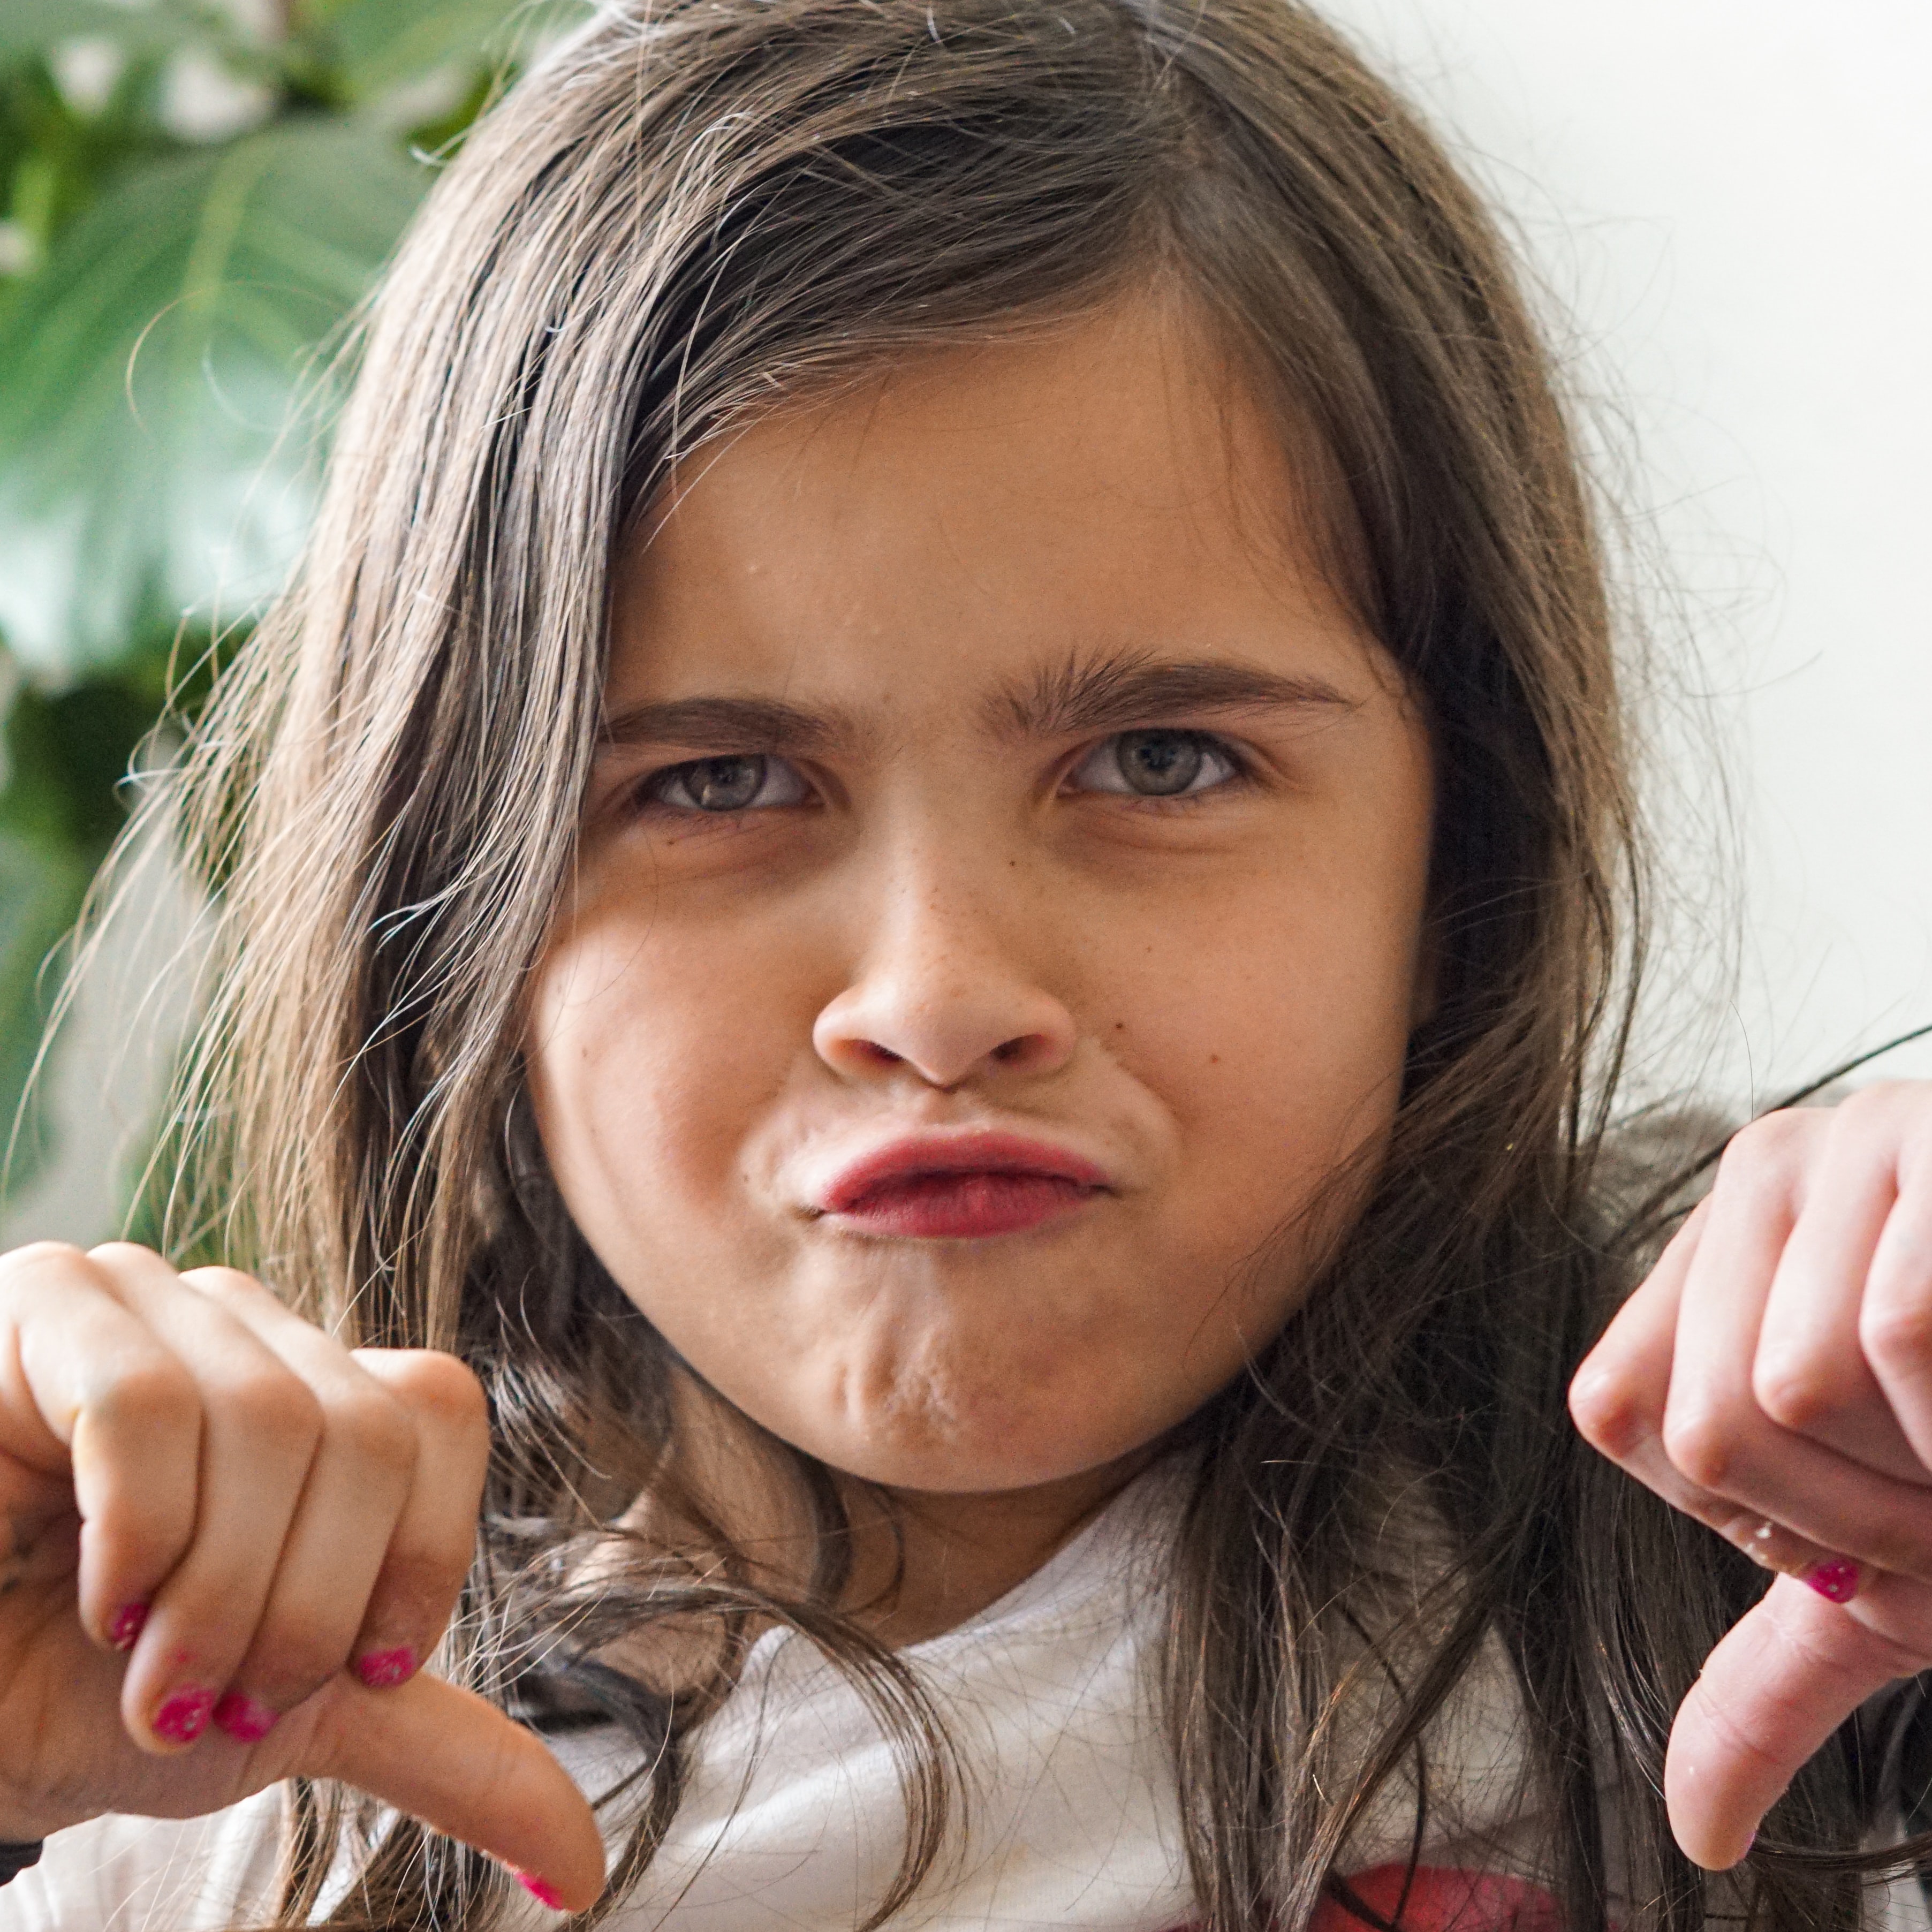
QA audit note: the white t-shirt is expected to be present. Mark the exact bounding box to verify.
[3,1467,1926,1930]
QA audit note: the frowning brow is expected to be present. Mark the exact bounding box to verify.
[596,696,865,759]
[595,656,1354,760]
[987,654,1356,740]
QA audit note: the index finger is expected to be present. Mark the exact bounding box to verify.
[0,1245,202,1649]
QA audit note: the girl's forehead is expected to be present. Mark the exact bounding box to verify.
[608,296,1390,717]
[633,295,1306,560]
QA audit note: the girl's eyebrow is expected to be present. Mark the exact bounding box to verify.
[596,696,863,757]
[986,654,1358,740]
[596,657,1356,759]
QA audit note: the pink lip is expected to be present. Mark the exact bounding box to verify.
[818,1132,1111,1239]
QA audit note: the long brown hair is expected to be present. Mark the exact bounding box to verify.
[146,2,1889,1925]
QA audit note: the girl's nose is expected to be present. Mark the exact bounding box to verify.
[812,884,1079,1091]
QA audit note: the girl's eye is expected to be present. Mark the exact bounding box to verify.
[1066,730,1242,799]
[643,754,809,814]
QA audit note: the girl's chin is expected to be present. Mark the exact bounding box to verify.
[791,1391,1185,1496]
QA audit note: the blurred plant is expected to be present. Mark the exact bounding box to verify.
[0,0,584,1202]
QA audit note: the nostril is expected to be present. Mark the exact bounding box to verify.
[992,1036,1029,1064]
[862,1042,903,1065]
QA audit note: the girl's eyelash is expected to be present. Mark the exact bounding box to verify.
[628,752,812,817]
[1064,729,1254,802]
[621,733,1254,820]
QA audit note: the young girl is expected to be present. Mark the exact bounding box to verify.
[1,2,1929,1927]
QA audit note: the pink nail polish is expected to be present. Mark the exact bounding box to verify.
[109,1603,149,1651]
[512,1870,566,1912]
[1803,1558,1861,1603]
[152,1686,216,1745]
[212,1692,280,1743]
[354,1646,416,1690]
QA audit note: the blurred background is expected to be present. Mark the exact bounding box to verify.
[0,0,586,1239]
[1,0,1928,1246]
[1337,0,1932,1112]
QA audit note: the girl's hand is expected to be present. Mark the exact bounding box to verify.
[1570,1082,1932,1872]
[0,1241,603,1912]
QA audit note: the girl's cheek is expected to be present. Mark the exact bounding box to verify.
[527,916,803,1202]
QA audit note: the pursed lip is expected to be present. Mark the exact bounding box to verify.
[815,1130,1113,1216]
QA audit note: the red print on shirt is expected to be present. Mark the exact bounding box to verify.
[1321,1866,1565,1930]
[1164,1862,1567,1931]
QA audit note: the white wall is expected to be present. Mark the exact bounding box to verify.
[1323,0,1932,1105]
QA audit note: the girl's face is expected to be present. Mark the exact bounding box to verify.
[527,297,1434,1496]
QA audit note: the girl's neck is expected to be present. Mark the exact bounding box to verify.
[622,1375,1158,1647]
[835,1452,1159,1647]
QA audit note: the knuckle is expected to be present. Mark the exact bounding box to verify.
[327,1388,418,1475]
[1750,1355,1841,1433]
[387,1350,489,1436]
[87,1356,200,1438]
[1660,1405,1740,1491]
[225,1368,323,1448]
[180,1266,272,1309]
[0,1240,88,1284]
[1861,1293,1932,1373]
[1567,1366,1648,1457]
[1839,1081,1907,1125]
[0,1241,96,1313]
[1718,1109,1810,1181]
[86,1241,160,1270]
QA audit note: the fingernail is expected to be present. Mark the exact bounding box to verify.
[512,1869,566,1912]
[212,1692,280,1743]
[354,1645,416,1690]
[109,1602,149,1651]
[1802,1557,1861,1603]
[152,1686,216,1745]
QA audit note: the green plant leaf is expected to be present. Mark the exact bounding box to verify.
[0,823,91,1198]
[0,660,185,1198]
[0,0,201,62]
[321,0,585,103]
[0,113,429,679]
